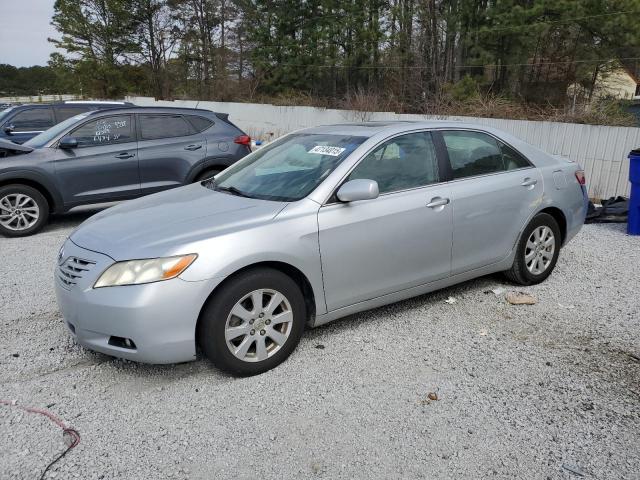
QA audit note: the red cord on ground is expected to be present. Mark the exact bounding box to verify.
[1,399,81,478]
[0,399,80,447]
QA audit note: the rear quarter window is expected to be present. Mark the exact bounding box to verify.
[499,142,531,169]
[186,115,214,133]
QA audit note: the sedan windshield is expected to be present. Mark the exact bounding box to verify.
[24,112,92,148]
[210,133,367,201]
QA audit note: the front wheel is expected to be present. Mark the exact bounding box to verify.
[0,184,49,237]
[195,168,221,182]
[504,212,561,286]
[198,268,306,376]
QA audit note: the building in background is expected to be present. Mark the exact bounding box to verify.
[595,63,639,100]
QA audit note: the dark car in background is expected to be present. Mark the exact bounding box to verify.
[0,100,134,144]
[0,106,251,236]
[628,101,640,126]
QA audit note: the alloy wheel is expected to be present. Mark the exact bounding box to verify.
[0,194,40,231]
[525,226,555,275]
[224,288,294,362]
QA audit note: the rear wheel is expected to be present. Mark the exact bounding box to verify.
[0,184,49,237]
[504,212,561,285]
[198,268,306,376]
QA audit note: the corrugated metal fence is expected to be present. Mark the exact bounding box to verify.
[127,96,640,198]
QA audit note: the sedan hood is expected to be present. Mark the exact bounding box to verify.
[71,183,288,260]
[0,138,34,154]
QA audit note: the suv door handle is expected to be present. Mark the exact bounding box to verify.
[427,197,450,209]
[185,144,202,151]
[115,152,135,159]
[521,177,538,187]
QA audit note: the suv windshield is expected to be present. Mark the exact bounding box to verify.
[0,106,15,124]
[210,133,367,202]
[24,112,92,148]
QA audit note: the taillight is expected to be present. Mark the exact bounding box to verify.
[234,135,251,146]
[575,170,586,185]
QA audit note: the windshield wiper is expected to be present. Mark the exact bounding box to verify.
[214,185,253,198]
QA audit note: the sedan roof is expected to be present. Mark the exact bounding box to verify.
[301,120,499,137]
[301,120,559,170]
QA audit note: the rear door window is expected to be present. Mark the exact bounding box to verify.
[139,114,193,140]
[70,115,134,147]
[8,108,55,132]
[441,130,530,179]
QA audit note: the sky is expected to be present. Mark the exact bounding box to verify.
[0,0,59,67]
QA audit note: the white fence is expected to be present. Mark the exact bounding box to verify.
[127,95,640,198]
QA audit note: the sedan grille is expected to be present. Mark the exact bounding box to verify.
[58,257,96,288]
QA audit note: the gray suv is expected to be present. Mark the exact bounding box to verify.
[0,101,134,144]
[0,106,251,236]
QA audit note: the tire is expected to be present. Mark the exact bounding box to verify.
[0,184,49,237]
[504,212,561,286]
[195,168,221,182]
[198,267,306,376]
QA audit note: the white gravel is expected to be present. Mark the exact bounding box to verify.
[1,213,639,480]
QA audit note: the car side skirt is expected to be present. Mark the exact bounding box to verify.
[311,255,514,328]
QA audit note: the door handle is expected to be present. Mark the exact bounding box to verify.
[426,197,450,209]
[185,144,202,151]
[521,177,538,187]
[115,152,135,159]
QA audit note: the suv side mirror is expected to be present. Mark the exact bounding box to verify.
[336,179,379,202]
[3,124,14,135]
[59,137,78,149]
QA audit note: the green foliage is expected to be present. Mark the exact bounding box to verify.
[4,0,640,122]
[0,64,60,96]
[444,75,480,102]
[50,0,142,97]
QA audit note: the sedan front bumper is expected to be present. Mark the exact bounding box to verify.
[54,239,224,364]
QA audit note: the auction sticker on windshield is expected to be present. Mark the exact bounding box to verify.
[308,145,346,156]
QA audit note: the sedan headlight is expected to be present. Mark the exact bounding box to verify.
[94,254,197,288]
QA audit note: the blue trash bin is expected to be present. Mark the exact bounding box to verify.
[629,148,640,235]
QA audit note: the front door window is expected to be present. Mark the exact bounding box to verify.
[347,131,439,193]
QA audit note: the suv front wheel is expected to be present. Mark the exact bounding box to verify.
[0,184,49,237]
[195,168,222,182]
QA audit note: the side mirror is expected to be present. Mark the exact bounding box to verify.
[3,125,14,135]
[59,137,78,149]
[336,179,379,202]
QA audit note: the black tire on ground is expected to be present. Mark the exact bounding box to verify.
[0,184,50,237]
[504,212,561,286]
[195,168,222,182]
[197,267,307,376]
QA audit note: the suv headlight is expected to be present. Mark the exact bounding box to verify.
[94,254,197,288]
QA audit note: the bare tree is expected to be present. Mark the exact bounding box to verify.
[135,0,179,99]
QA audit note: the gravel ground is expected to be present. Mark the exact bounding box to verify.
[1,213,639,480]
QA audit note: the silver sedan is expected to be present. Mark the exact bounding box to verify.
[55,122,588,375]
